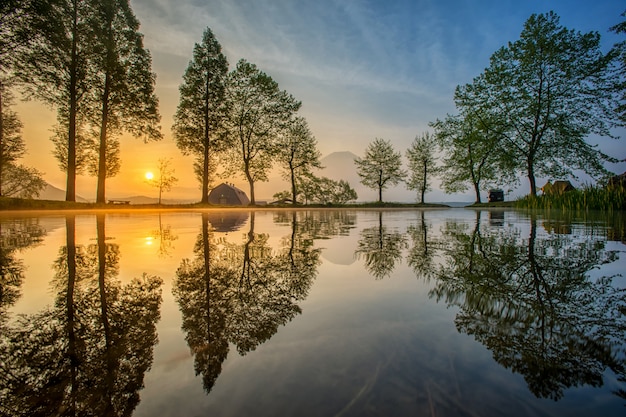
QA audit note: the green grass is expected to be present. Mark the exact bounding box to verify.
[514,186,626,212]
[0,196,451,211]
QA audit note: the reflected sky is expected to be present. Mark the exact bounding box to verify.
[1,209,624,417]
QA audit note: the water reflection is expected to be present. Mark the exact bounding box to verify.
[173,211,321,393]
[0,210,624,415]
[0,215,163,416]
[150,213,178,257]
[0,218,46,319]
[355,211,408,279]
[429,211,626,401]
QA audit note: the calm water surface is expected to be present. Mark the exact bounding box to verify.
[1,208,624,416]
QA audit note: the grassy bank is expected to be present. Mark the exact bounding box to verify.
[514,186,625,212]
[0,196,450,211]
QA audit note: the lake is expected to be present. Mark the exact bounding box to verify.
[1,208,624,416]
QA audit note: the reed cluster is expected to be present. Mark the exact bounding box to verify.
[515,185,626,212]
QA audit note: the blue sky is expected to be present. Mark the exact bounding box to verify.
[128,0,626,200]
[20,0,626,201]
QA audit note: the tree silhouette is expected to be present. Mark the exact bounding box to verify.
[0,214,163,416]
[0,217,45,323]
[174,211,320,393]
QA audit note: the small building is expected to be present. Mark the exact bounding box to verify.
[541,180,575,195]
[488,189,504,202]
[208,183,250,206]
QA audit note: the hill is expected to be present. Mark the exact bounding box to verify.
[37,183,89,203]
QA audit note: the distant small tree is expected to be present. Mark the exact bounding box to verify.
[405,132,438,204]
[355,138,406,203]
[147,158,178,204]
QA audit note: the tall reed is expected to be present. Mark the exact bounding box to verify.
[515,185,626,212]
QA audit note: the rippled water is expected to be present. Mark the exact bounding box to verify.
[1,208,624,416]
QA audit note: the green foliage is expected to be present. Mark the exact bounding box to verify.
[224,59,301,204]
[275,117,322,205]
[609,11,626,123]
[354,138,406,203]
[173,27,228,203]
[1,164,46,198]
[472,11,620,196]
[405,132,438,204]
[286,174,357,205]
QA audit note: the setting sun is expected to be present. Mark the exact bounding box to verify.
[145,171,154,180]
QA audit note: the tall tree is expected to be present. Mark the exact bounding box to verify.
[0,1,50,198]
[173,28,228,204]
[354,138,406,203]
[431,111,513,203]
[88,0,162,203]
[276,117,322,205]
[225,59,301,205]
[405,132,438,204]
[474,11,621,196]
[14,0,94,201]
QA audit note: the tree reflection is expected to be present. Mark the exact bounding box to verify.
[273,210,356,239]
[174,211,320,393]
[0,214,162,416]
[406,210,436,281]
[430,212,626,401]
[151,213,178,257]
[355,211,407,279]
[0,218,45,319]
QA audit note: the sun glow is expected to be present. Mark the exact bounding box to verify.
[145,171,154,180]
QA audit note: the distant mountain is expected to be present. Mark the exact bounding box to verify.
[109,195,198,205]
[37,183,89,202]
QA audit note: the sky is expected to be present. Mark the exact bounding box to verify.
[15,0,626,202]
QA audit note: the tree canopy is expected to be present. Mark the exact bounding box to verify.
[405,132,438,204]
[469,11,621,196]
[355,138,406,203]
[173,27,228,203]
[224,59,301,205]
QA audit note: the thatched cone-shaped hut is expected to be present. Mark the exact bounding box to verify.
[208,183,250,206]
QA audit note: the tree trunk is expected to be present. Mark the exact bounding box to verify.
[290,163,297,205]
[245,163,255,205]
[202,74,210,204]
[96,73,110,204]
[66,0,79,202]
[378,170,383,203]
[473,181,481,204]
[421,161,427,204]
[201,141,209,204]
[0,80,4,197]
[528,159,537,197]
